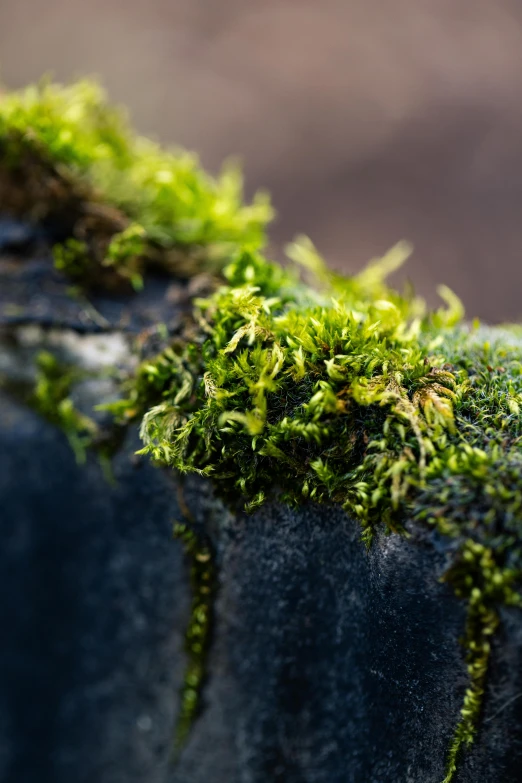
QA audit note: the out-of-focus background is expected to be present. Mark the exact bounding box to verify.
[1,0,522,322]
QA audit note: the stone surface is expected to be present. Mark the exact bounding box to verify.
[0,230,194,783]
[173,497,522,783]
[0,393,189,783]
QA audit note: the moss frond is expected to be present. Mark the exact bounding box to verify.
[173,520,215,752]
[31,350,97,463]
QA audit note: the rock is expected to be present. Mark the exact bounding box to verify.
[0,233,192,783]
[0,217,41,251]
[0,392,190,783]
[174,495,522,783]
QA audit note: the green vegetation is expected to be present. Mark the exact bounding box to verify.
[28,350,123,478]
[2,77,522,782]
[173,520,215,752]
[31,350,98,463]
[120,241,522,781]
[0,79,272,288]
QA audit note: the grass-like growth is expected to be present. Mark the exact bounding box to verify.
[0,80,272,288]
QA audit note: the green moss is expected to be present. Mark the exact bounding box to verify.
[52,237,91,280]
[123,241,522,780]
[3,78,522,781]
[440,541,522,783]
[172,520,215,752]
[29,350,124,476]
[0,79,273,288]
[31,350,98,463]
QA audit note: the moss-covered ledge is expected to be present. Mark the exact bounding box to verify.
[118,242,522,782]
[2,78,522,783]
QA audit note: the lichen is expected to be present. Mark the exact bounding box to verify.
[0,79,273,289]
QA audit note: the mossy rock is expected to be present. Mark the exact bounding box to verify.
[2,79,522,783]
[2,315,522,783]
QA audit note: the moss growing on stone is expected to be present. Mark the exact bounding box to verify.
[3,78,522,782]
[27,349,124,476]
[0,79,272,289]
[125,241,522,781]
[31,350,98,463]
[172,520,216,752]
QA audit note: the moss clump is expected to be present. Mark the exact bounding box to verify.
[119,240,522,780]
[440,541,522,782]
[28,350,124,475]
[0,79,272,289]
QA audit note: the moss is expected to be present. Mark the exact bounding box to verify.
[31,350,98,463]
[125,242,522,780]
[3,78,522,781]
[29,350,125,475]
[0,79,273,289]
[440,541,522,782]
[172,520,215,753]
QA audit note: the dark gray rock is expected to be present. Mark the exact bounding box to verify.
[0,217,41,251]
[0,253,185,334]
[174,498,522,783]
[0,392,189,783]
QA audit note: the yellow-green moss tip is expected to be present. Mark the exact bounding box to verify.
[31,351,97,463]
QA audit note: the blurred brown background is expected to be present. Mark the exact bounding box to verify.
[1,0,522,322]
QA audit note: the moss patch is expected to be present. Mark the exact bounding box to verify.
[29,350,98,462]
[0,79,272,289]
[8,348,125,476]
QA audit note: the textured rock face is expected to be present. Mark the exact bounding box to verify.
[3,415,521,783]
[0,394,189,783]
[2,232,522,783]
[0,224,192,783]
[176,498,522,783]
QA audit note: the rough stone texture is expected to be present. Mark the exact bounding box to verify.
[0,218,186,335]
[0,231,192,783]
[172,497,522,783]
[0,393,189,783]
